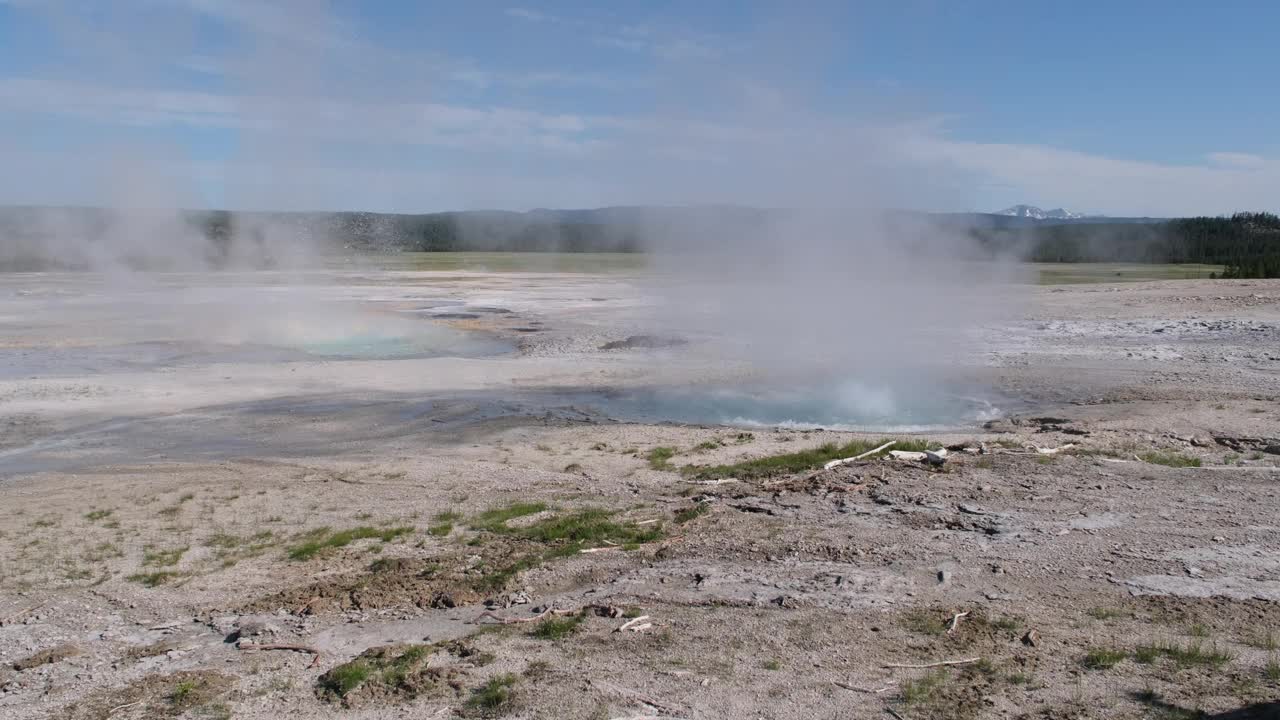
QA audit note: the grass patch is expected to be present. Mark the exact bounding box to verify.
[684,437,931,480]
[1087,607,1126,620]
[899,669,948,705]
[673,503,710,524]
[287,526,413,561]
[143,546,188,567]
[1082,647,1127,670]
[428,522,453,537]
[1247,629,1277,651]
[762,659,782,671]
[464,674,518,717]
[468,506,664,591]
[1139,451,1202,468]
[471,503,548,533]
[84,509,113,521]
[434,510,463,523]
[128,571,181,587]
[900,609,946,636]
[646,446,677,470]
[1266,656,1280,681]
[1135,639,1232,669]
[528,615,584,640]
[694,440,723,451]
[319,659,371,698]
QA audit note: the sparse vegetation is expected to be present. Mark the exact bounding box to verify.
[84,509,113,521]
[127,571,181,587]
[1139,451,1202,468]
[471,503,548,533]
[899,669,948,706]
[1134,639,1232,669]
[463,674,518,717]
[528,614,584,640]
[646,446,677,470]
[1088,607,1126,620]
[428,522,453,536]
[287,526,413,561]
[685,438,931,480]
[143,546,188,567]
[673,502,710,524]
[1082,647,1127,670]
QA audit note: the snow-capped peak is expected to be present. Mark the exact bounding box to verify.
[997,204,1084,220]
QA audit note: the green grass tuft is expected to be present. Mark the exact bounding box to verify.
[84,509,113,521]
[1135,640,1232,668]
[684,438,931,480]
[320,660,371,698]
[900,669,948,705]
[427,522,453,537]
[646,446,677,470]
[464,674,518,716]
[128,571,180,587]
[1082,647,1127,670]
[471,503,548,533]
[1087,607,1125,620]
[1139,451,1202,468]
[287,526,413,561]
[528,615,584,640]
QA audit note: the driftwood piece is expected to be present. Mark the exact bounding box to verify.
[237,642,322,668]
[883,657,981,669]
[617,615,652,632]
[947,611,969,634]
[888,450,927,462]
[1035,444,1077,455]
[823,441,897,471]
[833,680,898,693]
[474,607,553,625]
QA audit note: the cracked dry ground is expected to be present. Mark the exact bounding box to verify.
[2,415,1279,720]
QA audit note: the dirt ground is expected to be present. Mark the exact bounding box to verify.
[1,273,1278,719]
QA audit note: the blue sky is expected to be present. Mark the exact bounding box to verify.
[0,0,1276,215]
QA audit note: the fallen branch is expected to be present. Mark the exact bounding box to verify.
[474,607,552,625]
[636,519,661,525]
[689,478,740,486]
[1,602,46,626]
[883,657,981,669]
[824,441,896,470]
[888,450,927,462]
[1036,444,1077,455]
[237,642,322,668]
[579,546,619,554]
[947,611,969,634]
[833,680,897,694]
[589,679,686,715]
[108,699,145,715]
[617,615,651,632]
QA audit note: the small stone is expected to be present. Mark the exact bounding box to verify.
[1212,536,1226,543]
[1022,629,1040,647]
[937,569,952,584]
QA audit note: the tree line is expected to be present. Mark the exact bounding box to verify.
[966,212,1280,278]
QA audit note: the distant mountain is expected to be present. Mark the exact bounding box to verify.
[997,204,1086,220]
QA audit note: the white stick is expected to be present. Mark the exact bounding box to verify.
[883,657,981,669]
[1036,444,1076,455]
[947,611,969,634]
[616,615,651,632]
[823,441,896,470]
[580,547,618,554]
[690,478,739,485]
[626,622,653,632]
[833,680,898,693]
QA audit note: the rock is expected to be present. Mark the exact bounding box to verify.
[937,569,952,585]
[1191,436,1214,448]
[1022,630,1040,647]
[233,617,279,640]
[1264,445,1280,456]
